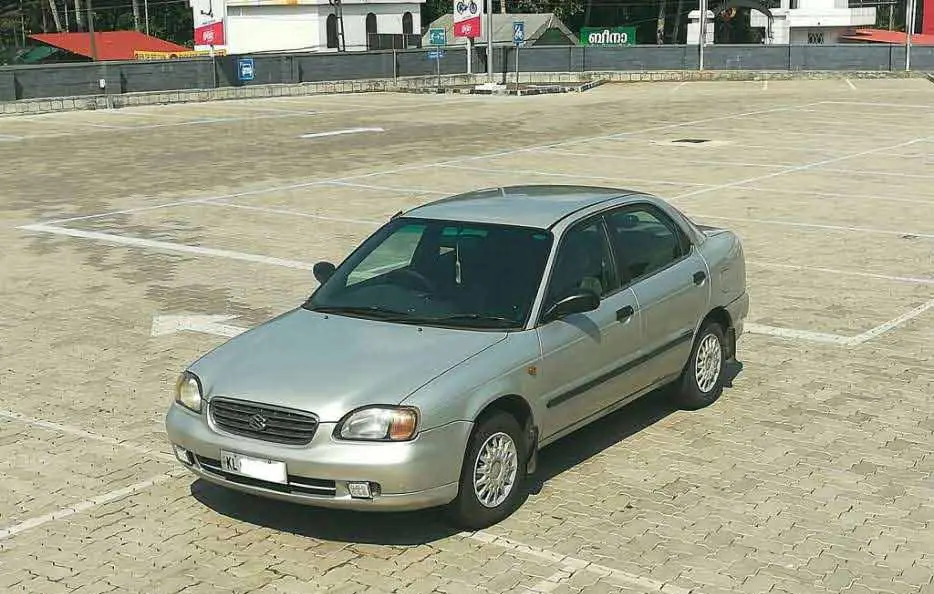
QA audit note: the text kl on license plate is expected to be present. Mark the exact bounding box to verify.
[220,451,288,484]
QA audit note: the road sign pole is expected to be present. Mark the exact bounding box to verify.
[697,0,706,70]
[437,50,442,89]
[466,37,473,74]
[486,0,493,82]
[513,21,524,89]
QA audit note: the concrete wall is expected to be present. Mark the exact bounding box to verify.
[1,44,933,103]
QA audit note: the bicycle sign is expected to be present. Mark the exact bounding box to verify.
[453,0,481,38]
[513,21,525,45]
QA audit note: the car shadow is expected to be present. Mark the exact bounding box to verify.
[192,362,744,545]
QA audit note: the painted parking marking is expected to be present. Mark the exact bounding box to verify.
[690,213,934,240]
[438,163,707,188]
[0,470,187,541]
[18,223,316,270]
[300,127,385,139]
[672,136,930,200]
[463,530,697,594]
[204,200,381,226]
[0,409,173,463]
[746,260,934,285]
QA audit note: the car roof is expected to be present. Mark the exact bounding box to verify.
[401,185,648,229]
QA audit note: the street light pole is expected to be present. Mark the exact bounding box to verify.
[698,0,706,70]
[144,0,150,35]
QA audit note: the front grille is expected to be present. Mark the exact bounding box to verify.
[209,397,319,445]
[195,455,337,497]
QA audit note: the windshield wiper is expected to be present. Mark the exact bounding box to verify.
[308,305,410,320]
[412,313,519,327]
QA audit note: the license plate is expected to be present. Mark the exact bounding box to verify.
[220,450,287,484]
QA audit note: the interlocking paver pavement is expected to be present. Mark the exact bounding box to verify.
[1,78,932,593]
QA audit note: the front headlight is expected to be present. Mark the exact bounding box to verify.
[175,371,203,413]
[336,406,419,441]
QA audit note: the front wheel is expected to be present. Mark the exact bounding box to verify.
[673,321,726,410]
[445,411,526,530]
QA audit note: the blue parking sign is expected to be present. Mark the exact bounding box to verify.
[238,58,255,81]
[513,21,525,45]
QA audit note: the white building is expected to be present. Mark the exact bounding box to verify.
[687,0,876,45]
[190,0,425,54]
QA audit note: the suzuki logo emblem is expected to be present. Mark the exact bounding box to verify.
[248,414,267,431]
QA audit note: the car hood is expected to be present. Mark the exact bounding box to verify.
[189,308,508,422]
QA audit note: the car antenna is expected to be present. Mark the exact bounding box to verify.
[390,210,403,220]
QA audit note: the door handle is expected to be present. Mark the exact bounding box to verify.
[693,270,707,285]
[616,305,634,322]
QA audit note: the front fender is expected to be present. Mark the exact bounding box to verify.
[401,330,542,431]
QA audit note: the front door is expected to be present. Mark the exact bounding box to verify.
[604,203,711,388]
[535,215,644,441]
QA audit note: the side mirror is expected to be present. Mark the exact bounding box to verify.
[543,289,600,323]
[313,261,336,284]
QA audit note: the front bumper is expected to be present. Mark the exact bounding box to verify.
[165,403,471,511]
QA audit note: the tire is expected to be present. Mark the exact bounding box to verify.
[445,411,527,530]
[673,321,726,410]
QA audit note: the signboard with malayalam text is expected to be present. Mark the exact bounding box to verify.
[194,19,226,47]
[453,0,481,38]
[579,26,636,46]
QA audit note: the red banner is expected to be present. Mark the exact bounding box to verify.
[194,20,225,46]
[924,0,933,35]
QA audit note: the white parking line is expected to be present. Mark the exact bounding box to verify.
[823,167,934,180]
[690,214,934,240]
[208,201,381,226]
[851,296,934,344]
[744,323,853,345]
[845,79,857,91]
[737,185,934,205]
[439,164,705,188]
[822,100,934,110]
[672,136,930,201]
[542,148,796,169]
[747,260,934,285]
[464,531,696,594]
[300,127,385,139]
[0,408,174,463]
[0,470,187,541]
[0,134,23,141]
[325,181,451,195]
[18,223,316,270]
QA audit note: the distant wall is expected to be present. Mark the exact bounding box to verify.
[1,44,932,104]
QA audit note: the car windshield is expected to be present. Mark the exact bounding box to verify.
[304,217,554,329]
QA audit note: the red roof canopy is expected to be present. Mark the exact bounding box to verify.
[29,31,190,61]
[840,28,934,46]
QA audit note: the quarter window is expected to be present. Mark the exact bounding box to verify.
[604,205,690,284]
[543,218,617,312]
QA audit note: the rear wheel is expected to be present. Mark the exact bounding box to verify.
[673,321,726,410]
[445,411,526,530]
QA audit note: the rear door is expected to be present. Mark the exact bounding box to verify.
[603,203,711,387]
[535,214,644,441]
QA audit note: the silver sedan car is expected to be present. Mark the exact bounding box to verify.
[165,185,748,529]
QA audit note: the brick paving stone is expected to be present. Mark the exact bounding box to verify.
[1,80,933,594]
